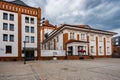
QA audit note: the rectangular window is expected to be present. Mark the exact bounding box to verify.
[91,35,94,41]
[3,23,8,30]
[91,46,94,53]
[70,32,74,39]
[31,27,34,33]
[107,47,110,53]
[6,46,12,53]
[10,14,14,21]
[31,36,34,43]
[25,36,29,42]
[10,24,14,31]
[25,17,29,23]
[99,46,102,53]
[99,36,102,42]
[10,35,14,42]
[25,26,29,32]
[57,36,59,42]
[3,34,8,41]
[31,18,34,24]
[81,33,85,40]
[3,13,8,20]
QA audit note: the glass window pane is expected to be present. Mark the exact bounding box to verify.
[3,23,8,30]
[3,13,8,20]
[10,24,14,31]
[31,27,34,33]
[10,14,14,21]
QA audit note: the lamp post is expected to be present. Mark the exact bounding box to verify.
[23,41,26,64]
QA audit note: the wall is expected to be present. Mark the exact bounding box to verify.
[41,50,65,56]
[0,10,18,57]
[22,14,37,57]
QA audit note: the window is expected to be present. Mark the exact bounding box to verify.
[91,46,94,53]
[115,38,118,41]
[91,35,94,41]
[99,46,102,53]
[25,36,29,42]
[10,35,14,42]
[107,37,110,42]
[31,36,34,43]
[31,18,34,24]
[3,23,8,30]
[25,26,29,32]
[25,17,29,23]
[3,13,8,20]
[116,42,118,45]
[57,36,59,42]
[99,36,102,42]
[3,34,8,41]
[10,24,14,31]
[70,32,74,39]
[10,14,14,21]
[6,46,12,53]
[81,33,85,40]
[107,47,110,53]
[31,27,34,33]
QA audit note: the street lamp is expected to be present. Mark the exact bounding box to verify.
[23,41,26,64]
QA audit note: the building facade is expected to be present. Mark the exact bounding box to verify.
[112,36,120,57]
[0,0,41,61]
[42,24,117,59]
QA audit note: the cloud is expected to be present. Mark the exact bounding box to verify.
[6,0,120,35]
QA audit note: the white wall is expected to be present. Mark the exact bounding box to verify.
[0,10,18,57]
[41,50,65,56]
[21,14,38,57]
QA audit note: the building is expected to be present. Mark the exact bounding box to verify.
[42,24,117,59]
[112,36,120,57]
[0,0,41,61]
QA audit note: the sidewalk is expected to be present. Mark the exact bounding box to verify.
[0,58,120,80]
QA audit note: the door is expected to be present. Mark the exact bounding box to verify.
[25,50,34,61]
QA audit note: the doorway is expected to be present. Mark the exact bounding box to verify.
[25,50,35,61]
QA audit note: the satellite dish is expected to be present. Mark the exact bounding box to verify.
[45,33,49,38]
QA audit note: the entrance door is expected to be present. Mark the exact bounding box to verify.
[25,50,34,61]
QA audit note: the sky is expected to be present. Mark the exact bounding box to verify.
[7,0,120,36]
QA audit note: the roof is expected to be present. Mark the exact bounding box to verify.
[0,0,37,9]
[11,0,29,7]
[42,24,117,43]
[66,39,89,44]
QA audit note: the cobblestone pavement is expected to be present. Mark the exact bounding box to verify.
[0,58,120,80]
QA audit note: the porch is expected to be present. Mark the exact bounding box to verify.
[66,40,90,59]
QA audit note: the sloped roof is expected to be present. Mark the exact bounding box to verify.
[0,0,36,8]
[11,0,29,7]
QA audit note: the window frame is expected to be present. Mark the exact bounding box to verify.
[6,46,12,53]
[3,13,8,20]
[25,17,29,23]
[31,18,34,24]
[3,23,8,30]
[31,36,35,43]
[3,34,8,41]
[10,35,14,42]
[10,14,14,21]
[31,27,34,33]
[10,24,14,31]
[25,36,29,43]
[25,26,29,32]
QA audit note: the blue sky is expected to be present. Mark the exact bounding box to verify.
[7,0,120,35]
